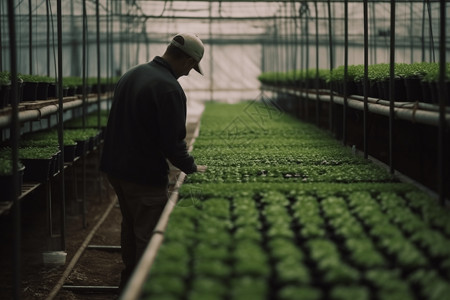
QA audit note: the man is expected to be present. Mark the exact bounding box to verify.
[100,33,207,293]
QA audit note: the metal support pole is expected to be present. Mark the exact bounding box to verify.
[409,2,414,63]
[304,3,310,122]
[46,0,50,76]
[426,0,435,62]
[437,0,446,205]
[96,0,101,130]
[315,2,320,126]
[57,0,66,251]
[343,0,348,145]
[370,2,377,65]
[82,0,87,128]
[0,2,3,71]
[298,11,304,119]
[291,1,297,81]
[28,0,32,74]
[82,155,87,228]
[389,0,396,174]
[421,1,426,61]
[7,0,20,297]
[209,1,214,101]
[363,0,369,159]
[327,0,334,132]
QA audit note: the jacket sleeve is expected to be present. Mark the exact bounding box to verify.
[157,90,197,174]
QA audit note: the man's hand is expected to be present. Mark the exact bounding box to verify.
[196,165,207,173]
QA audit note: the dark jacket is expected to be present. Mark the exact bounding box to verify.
[100,56,197,187]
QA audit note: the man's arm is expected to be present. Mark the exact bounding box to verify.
[157,90,198,174]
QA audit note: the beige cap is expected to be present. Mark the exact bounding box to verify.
[170,33,204,75]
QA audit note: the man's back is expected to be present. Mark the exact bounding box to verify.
[100,57,195,187]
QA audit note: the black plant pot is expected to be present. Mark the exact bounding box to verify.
[88,137,95,152]
[22,82,38,101]
[427,81,449,105]
[92,83,107,94]
[75,140,88,157]
[64,144,77,162]
[75,85,92,95]
[0,84,11,109]
[367,80,379,98]
[378,79,407,101]
[66,87,76,96]
[376,80,387,100]
[428,82,439,104]
[48,84,69,98]
[393,78,407,102]
[36,82,49,100]
[18,81,24,103]
[0,167,24,201]
[357,81,379,98]
[48,83,57,98]
[404,77,423,102]
[420,81,432,104]
[345,81,358,97]
[8,81,24,104]
[22,158,52,182]
[330,81,341,94]
[355,81,363,96]
[50,151,62,176]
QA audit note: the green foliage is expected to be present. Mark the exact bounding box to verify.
[259,62,450,86]
[258,69,330,86]
[329,64,364,82]
[0,71,11,85]
[278,286,322,300]
[421,62,450,82]
[0,147,23,175]
[65,128,100,142]
[19,73,54,83]
[63,76,83,88]
[19,146,59,159]
[143,102,450,300]
[21,129,76,146]
[330,286,370,300]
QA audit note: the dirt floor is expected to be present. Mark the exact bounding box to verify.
[0,161,124,300]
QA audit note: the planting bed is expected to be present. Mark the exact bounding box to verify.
[140,102,450,300]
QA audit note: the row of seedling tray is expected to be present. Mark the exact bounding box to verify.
[140,102,450,300]
[0,127,102,202]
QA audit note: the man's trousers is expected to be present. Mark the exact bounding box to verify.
[107,175,168,294]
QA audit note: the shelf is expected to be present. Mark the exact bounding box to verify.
[0,93,112,129]
[262,85,450,127]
